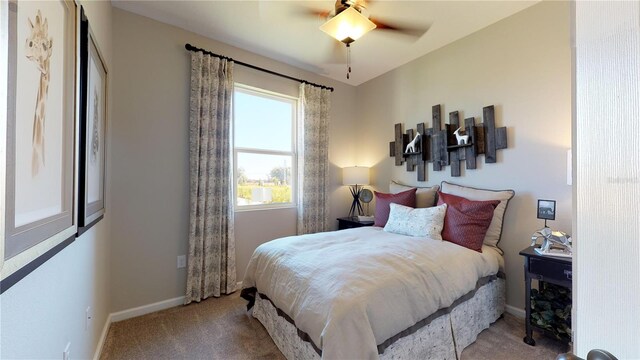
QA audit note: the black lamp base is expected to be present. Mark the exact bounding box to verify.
[348,185,364,217]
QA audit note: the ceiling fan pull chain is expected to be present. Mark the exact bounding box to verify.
[346,43,351,79]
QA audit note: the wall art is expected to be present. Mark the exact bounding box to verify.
[1,0,77,292]
[77,7,107,235]
[389,104,508,181]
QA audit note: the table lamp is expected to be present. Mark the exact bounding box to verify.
[343,166,369,217]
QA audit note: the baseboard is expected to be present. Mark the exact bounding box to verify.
[506,304,526,318]
[95,288,243,358]
[93,313,112,360]
[110,296,186,323]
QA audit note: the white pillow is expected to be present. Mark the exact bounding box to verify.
[384,203,447,238]
[440,181,515,253]
[389,181,440,208]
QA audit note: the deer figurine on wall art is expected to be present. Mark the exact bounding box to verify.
[405,133,421,153]
[453,127,469,145]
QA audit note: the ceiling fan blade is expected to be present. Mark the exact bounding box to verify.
[294,7,331,20]
[369,17,431,39]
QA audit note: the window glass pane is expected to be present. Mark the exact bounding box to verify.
[236,152,293,206]
[234,90,293,151]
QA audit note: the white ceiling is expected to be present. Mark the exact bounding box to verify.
[112,1,538,86]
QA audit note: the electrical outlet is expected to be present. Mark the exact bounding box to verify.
[177,255,186,269]
[85,306,92,331]
[63,342,70,360]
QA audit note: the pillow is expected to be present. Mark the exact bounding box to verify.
[384,203,447,238]
[389,181,440,208]
[374,188,417,227]
[437,192,500,252]
[440,181,515,253]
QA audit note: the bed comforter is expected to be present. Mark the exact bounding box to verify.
[241,226,501,360]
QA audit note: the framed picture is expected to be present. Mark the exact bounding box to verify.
[1,0,77,290]
[537,199,556,221]
[77,7,106,235]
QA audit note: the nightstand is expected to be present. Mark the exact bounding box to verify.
[520,246,572,346]
[337,217,375,230]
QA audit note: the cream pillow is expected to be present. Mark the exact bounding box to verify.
[383,203,447,239]
[440,181,515,253]
[389,181,439,208]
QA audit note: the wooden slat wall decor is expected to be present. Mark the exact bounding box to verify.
[406,129,415,172]
[483,105,497,163]
[416,123,427,181]
[431,105,442,171]
[389,104,508,181]
[394,123,404,166]
[464,117,477,170]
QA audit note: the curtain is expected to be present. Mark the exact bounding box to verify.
[185,52,236,304]
[297,83,331,234]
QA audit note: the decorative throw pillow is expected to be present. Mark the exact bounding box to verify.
[384,203,447,238]
[437,191,500,252]
[440,182,515,253]
[389,181,440,208]
[374,188,417,227]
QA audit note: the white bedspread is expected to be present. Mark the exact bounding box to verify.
[242,226,501,360]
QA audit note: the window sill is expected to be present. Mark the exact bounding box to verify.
[234,204,297,213]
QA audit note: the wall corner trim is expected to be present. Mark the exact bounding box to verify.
[505,304,526,319]
[110,296,186,323]
[93,313,113,360]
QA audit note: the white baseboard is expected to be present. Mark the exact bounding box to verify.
[94,287,243,359]
[110,296,186,323]
[93,313,112,360]
[505,304,526,318]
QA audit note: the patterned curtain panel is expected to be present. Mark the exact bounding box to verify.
[297,83,331,234]
[185,52,236,304]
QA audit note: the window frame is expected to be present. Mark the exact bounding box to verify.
[232,83,298,212]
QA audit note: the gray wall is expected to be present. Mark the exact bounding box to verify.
[355,1,572,311]
[110,9,358,312]
[0,1,113,358]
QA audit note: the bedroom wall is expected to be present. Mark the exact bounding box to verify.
[110,9,358,312]
[0,1,113,358]
[356,1,571,312]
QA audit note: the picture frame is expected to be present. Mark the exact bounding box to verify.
[1,0,77,291]
[537,199,556,221]
[77,6,107,235]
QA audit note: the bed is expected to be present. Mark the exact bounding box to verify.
[241,181,514,360]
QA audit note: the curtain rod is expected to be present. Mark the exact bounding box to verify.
[185,43,334,92]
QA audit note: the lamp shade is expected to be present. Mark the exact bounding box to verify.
[319,7,376,43]
[343,166,369,185]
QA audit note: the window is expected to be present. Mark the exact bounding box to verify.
[233,84,297,210]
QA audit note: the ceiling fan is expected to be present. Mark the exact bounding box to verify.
[301,0,430,79]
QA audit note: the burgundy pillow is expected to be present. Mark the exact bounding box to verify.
[437,191,499,252]
[374,188,417,227]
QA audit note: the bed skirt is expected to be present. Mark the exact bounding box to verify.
[252,276,506,359]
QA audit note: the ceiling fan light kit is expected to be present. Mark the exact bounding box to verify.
[319,6,376,44]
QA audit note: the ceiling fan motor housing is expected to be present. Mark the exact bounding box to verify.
[335,0,364,17]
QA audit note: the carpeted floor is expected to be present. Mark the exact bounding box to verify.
[100,292,568,360]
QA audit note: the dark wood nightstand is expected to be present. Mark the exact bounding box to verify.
[520,246,572,346]
[337,217,375,230]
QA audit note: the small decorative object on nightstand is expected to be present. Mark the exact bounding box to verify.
[520,246,572,347]
[337,217,374,230]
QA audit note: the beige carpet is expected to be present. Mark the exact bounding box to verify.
[100,292,568,360]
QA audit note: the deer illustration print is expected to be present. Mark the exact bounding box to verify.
[25,10,53,176]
